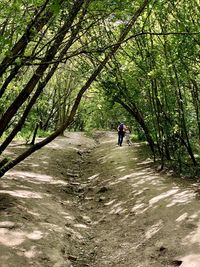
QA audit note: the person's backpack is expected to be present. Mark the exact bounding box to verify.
[118,123,124,132]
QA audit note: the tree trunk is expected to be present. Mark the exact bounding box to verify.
[116,98,155,156]
[0,0,150,177]
[30,123,40,145]
[0,0,89,153]
[0,0,85,138]
[0,0,64,79]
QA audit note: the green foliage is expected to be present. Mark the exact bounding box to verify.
[50,0,61,15]
[0,0,200,176]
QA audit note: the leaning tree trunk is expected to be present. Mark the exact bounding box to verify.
[0,0,150,177]
[0,0,85,138]
[0,0,64,81]
[0,1,89,154]
[116,98,155,157]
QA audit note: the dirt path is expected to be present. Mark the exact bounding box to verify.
[0,131,200,267]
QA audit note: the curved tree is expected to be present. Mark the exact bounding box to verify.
[0,0,150,177]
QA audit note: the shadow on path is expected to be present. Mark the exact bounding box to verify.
[0,131,200,267]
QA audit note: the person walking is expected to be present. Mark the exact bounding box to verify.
[117,123,126,146]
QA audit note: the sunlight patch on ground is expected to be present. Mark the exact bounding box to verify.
[131,203,146,213]
[118,173,134,181]
[74,223,89,229]
[117,169,155,182]
[179,254,200,267]
[18,185,31,189]
[112,201,125,208]
[27,210,40,217]
[87,173,100,180]
[116,166,126,170]
[0,181,11,188]
[130,157,138,160]
[134,188,149,196]
[0,228,25,246]
[0,221,15,228]
[135,167,155,174]
[128,173,162,188]
[176,213,188,222]
[149,188,179,206]
[0,190,42,199]
[104,199,116,206]
[183,222,200,245]
[108,180,121,186]
[130,170,155,179]
[61,212,75,221]
[136,158,153,165]
[189,212,200,221]
[81,215,91,222]
[8,171,52,181]
[101,178,113,184]
[116,166,126,172]
[6,170,68,185]
[131,189,138,195]
[50,180,68,185]
[0,229,43,246]
[145,220,163,239]
[109,206,127,215]
[24,246,38,258]
[109,201,128,215]
[167,191,196,207]
[27,230,43,240]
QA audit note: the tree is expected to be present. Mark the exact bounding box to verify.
[0,0,150,177]
[98,0,200,173]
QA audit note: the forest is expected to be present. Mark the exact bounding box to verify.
[0,0,199,177]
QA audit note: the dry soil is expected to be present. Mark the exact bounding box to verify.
[0,131,200,267]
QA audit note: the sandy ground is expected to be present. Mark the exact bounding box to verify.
[0,131,200,267]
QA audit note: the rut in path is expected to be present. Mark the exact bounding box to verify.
[76,132,200,267]
[0,131,200,267]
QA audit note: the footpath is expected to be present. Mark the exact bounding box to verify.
[0,131,200,267]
